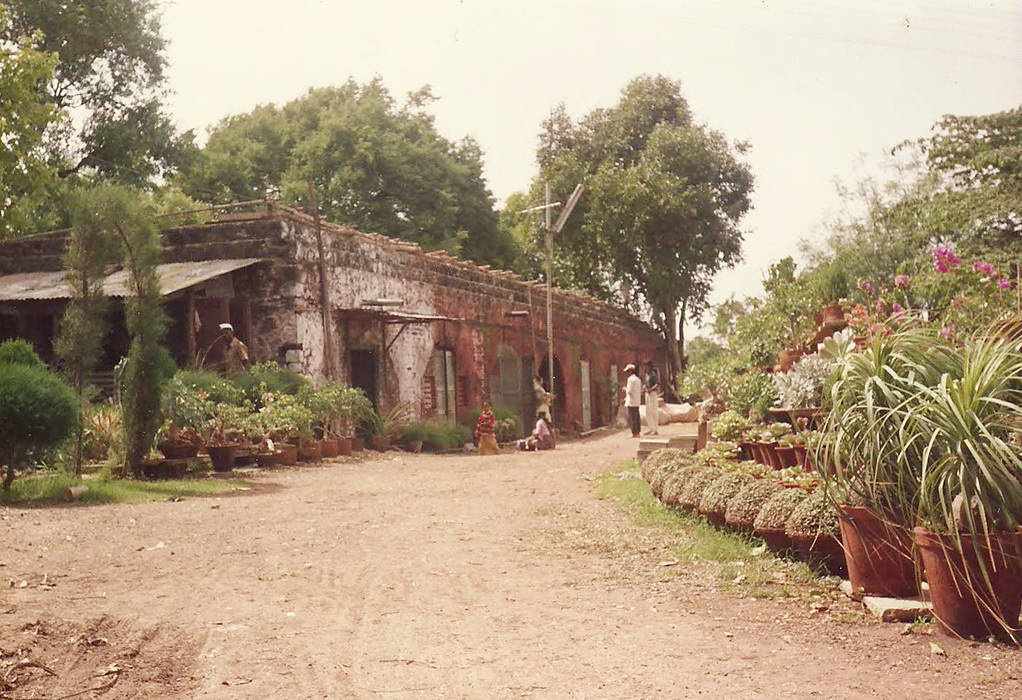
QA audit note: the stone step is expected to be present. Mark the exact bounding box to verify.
[839,580,933,622]
[636,435,699,463]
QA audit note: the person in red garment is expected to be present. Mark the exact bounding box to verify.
[475,401,499,455]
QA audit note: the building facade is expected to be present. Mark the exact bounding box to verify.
[0,202,665,434]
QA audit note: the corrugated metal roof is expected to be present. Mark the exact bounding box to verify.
[0,259,264,301]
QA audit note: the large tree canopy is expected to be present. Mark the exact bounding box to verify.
[530,75,754,377]
[1,0,195,233]
[0,6,59,239]
[180,80,517,267]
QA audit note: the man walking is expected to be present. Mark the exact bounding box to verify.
[623,364,642,438]
[219,323,249,379]
[643,360,661,435]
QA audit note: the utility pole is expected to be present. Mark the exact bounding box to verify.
[522,183,583,426]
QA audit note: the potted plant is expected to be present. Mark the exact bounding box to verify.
[754,488,808,553]
[698,471,753,527]
[157,378,207,459]
[677,466,720,511]
[785,490,845,576]
[365,402,413,452]
[725,479,783,532]
[904,335,1022,640]
[201,401,250,472]
[257,394,312,465]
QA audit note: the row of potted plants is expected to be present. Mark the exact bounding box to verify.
[642,446,843,576]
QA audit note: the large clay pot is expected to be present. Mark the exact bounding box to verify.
[757,526,795,554]
[792,532,847,577]
[277,444,298,465]
[158,442,199,460]
[371,435,391,452]
[838,506,918,599]
[738,442,755,461]
[914,527,1022,641]
[751,442,770,466]
[351,437,364,452]
[337,437,352,456]
[761,443,783,470]
[775,446,799,469]
[207,444,237,472]
[822,302,845,322]
[298,441,322,462]
[320,438,339,458]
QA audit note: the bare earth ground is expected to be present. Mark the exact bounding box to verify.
[3,427,1022,699]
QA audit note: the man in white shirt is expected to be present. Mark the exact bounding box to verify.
[623,364,642,438]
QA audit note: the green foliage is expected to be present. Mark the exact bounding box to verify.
[773,354,833,409]
[698,472,752,516]
[174,368,244,405]
[534,75,753,372]
[677,466,720,510]
[0,338,42,366]
[90,185,174,475]
[726,371,777,420]
[710,409,749,441]
[753,488,809,531]
[400,419,472,451]
[0,6,59,239]
[0,472,246,505]
[785,491,839,538]
[234,361,312,404]
[2,0,193,214]
[724,479,783,526]
[0,362,77,490]
[180,80,516,268]
[255,392,314,443]
[685,336,726,368]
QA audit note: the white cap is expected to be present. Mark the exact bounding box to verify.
[219,323,234,331]
[623,363,635,372]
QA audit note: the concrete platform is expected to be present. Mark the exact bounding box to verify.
[839,580,932,622]
[635,423,703,463]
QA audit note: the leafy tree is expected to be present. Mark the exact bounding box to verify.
[55,187,121,474]
[531,75,754,378]
[0,338,42,366]
[88,186,174,476]
[0,6,59,239]
[0,0,194,221]
[181,80,518,267]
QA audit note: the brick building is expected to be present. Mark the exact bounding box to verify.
[0,202,665,433]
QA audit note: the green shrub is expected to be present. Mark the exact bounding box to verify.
[235,361,311,404]
[176,368,245,405]
[677,466,720,510]
[784,491,839,538]
[753,488,809,531]
[698,472,752,516]
[646,450,691,497]
[727,371,777,420]
[401,419,472,451]
[661,466,700,506]
[725,479,783,526]
[0,339,42,366]
[711,409,748,441]
[641,447,687,484]
[0,363,78,490]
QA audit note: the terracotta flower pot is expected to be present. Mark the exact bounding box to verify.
[371,435,391,452]
[699,505,727,528]
[757,526,795,554]
[207,444,238,472]
[760,443,783,470]
[351,437,364,452]
[298,441,322,462]
[158,442,199,460]
[792,532,847,577]
[792,445,808,470]
[277,444,298,465]
[320,438,339,458]
[337,436,352,456]
[775,446,799,469]
[914,527,1022,641]
[822,302,845,322]
[751,442,769,466]
[738,442,755,461]
[838,506,918,599]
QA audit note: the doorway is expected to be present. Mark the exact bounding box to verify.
[349,349,378,409]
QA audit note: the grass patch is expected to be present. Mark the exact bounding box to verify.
[596,460,831,598]
[0,472,248,505]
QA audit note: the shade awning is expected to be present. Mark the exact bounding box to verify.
[337,308,462,324]
[0,259,264,301]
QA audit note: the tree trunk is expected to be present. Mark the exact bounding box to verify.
[664,305,683,393]
[678,298,687,372]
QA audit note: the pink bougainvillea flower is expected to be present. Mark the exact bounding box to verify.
[999,277,1013,289]
[939,325,955,341]
[875,298,887,315]
[893,274,910,288]
[971,260,997,277]
[891,302,903,313]
[857,280,874,294]
[932,244,962,273]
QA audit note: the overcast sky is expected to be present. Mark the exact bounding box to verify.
[160,0,1022,328]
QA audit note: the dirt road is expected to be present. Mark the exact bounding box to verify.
[3,428,1021,698]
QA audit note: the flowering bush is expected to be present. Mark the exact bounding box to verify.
[773,354,833,409]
